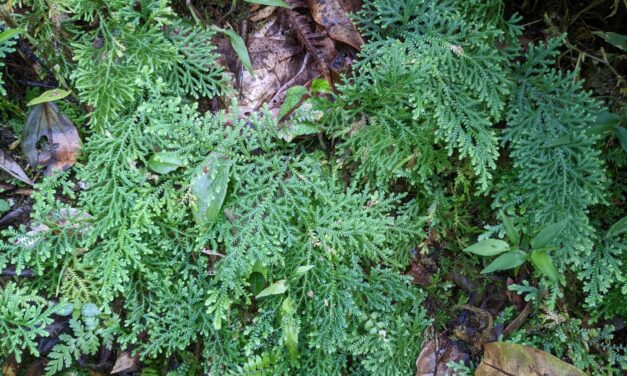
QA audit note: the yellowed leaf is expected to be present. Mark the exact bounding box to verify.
[476,342,587,376]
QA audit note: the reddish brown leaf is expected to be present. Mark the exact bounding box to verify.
[476,342,586,376]
[22,102,81,176]
[415,334,470,376]
[306,0,364,50]
[0,150,34,185]
[407,262,432,286]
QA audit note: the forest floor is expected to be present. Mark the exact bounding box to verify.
[1,0,626,375]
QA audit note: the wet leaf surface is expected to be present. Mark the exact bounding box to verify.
[476,342,587,376]
[22,102,81,176]
[190,153,232,225]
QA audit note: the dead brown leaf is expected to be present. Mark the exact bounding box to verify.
[240,14,318,114]
[23,359,44,376]
[415,334,470,376]
[0,149,34,185]
[476,342,587,376]
[110,351,139,374]
[1,359,18,376]
[283,2,337,78]
[22,102,81,176]
[306,0,364,50]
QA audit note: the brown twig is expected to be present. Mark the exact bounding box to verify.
[503,302,532,338]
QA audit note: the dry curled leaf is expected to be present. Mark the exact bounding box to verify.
[415,334,470,376]
[22,102,81,176]
[0,149,34,185]
[306,0,363,50]
[476,342,586,376]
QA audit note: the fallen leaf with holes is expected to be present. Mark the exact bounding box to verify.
[110,351,139,374]
[306,0,363,50]
[415,334,470,376]
[0,149,34,185]
[22,102,81,176]
[476,342,586,376]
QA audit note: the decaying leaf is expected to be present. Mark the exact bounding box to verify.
[0,149,34,185]
[283,0,338,78]
[239,14,316,112]
[306,0,363,50]
[415,334,470,376]
[22,102,81,176]
[476,342,587,376]
[110,351,139,374]
[1,359,18,376]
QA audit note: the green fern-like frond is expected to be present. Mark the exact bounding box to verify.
[504,38,606,264]
[0,283,59,362]
[330,0,513,191]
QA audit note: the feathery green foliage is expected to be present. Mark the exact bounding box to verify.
[0,283,59,362]
[0,27,18,96]
[0,0,624,374]
[326,0,517,192]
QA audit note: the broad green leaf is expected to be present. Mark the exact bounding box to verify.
[592,110,621,131]
[530,250,559,282]
[281,296,296,315]
[481,250,528,274]
[256,280,288,298]
[58,302,74,316]
[278,121,320,142]
[284,321,299,360]
[213,26,253,74]
[0,199,10,213]
[311,78,331,94]
[148,152,187,174]
[607,215,627,238]
[0,28,20,43]
[27,89,71,106]
[279,86,308,119]
[244,0,290,7]
[463,239,510,256]
[544,135,573,148]
[81,303,100,318]
[617,126,627,152]
[592,31,627,51]
[293,265,314,277]
[281,297,299,361]
[252,261,269,279]
[530,219,568,249]
[249,272,266,296]
[190,153,232,224]
[500,213,520,246]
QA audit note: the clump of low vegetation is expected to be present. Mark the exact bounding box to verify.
[0,0,625,375]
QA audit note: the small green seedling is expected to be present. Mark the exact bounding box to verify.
[463,214,568,283]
